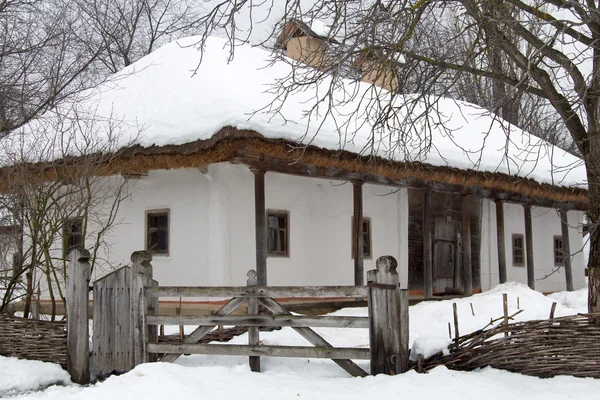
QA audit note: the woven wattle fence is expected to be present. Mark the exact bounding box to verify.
[0,314,68,367]
[419,313,600,378]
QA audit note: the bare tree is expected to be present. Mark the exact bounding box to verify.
[185,0,600,317]
[0,106,135,319]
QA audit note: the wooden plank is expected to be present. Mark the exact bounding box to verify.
[160,296,246,363]
[259,297,367,377]
[524,205,535,290]
[149,285,368,298]
[131,251,153,367]
[66,249,91,384]
[148,343,370,360]
[113,269,128,369]
[462,196,473,296]
[92,282,103,373]
[253,169,267,286]
[234,151,587,211]
[399,289,409,372]
[146,314,370,328]
[423,190,433,298]
[368,256,406,375]
[560,210,574,292]
[353,181,364,286]
[496,200,507,284]
[247,270,260,372]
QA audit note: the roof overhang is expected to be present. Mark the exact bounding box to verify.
[0,126,588,211]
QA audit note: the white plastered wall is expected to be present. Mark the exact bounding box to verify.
[94,163,407,289]
[480,199,586,293]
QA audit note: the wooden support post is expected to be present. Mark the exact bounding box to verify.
[524,205,535,290]
[247,270,261,372]
[66,248,91,384]
[560,210,574,292]
[503,293,509,337]
[452,302,459,339]
[495,200,507,284]
[253,169,267,286]
[462,196,473,296]
[131,250,153,367]
[368,256,409,375]
[423,190,433,299]
[353,181,364,286]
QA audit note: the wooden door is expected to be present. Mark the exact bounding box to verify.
[433,218,461,294]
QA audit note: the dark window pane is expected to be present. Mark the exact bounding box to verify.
[268,215,279,229]
[147,212,169,254]
[267,212,288,256]
[268,229,277,252]
[64,218,83,255]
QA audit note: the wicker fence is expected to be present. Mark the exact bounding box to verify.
[419,313,600,378]
[0,314,68,367]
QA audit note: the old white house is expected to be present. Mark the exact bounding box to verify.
[3,30,588,304]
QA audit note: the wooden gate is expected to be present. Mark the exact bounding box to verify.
[92,263,157,374]
[92,251,409,377]
[92,266,133,372]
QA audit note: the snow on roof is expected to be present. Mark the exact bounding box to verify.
[4,36,587,189]
[309,20,331,37]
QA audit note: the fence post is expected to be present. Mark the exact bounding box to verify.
[368,255,409,375]
[247,269,261,372]
[66,248,91,384]
[131,251,153,367]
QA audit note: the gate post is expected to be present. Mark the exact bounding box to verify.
[368,256,409,375]
[66,248,91,384]
[247,270,260,372]
[131,251,153,367]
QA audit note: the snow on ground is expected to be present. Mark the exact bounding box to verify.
[4,282,599,399]
[0,357,71,396]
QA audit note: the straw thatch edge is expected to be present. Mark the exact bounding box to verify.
[0,126,588,208]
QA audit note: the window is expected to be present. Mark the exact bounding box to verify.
[64,217,83,256]
[554,236,564,266]
[352,217,372,259]
[267,210,289,257]
[512,234,524,266]
[146,210,169,255]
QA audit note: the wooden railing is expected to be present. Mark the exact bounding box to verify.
[89,251,409,378]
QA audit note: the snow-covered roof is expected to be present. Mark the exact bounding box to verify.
[3,36,587,191]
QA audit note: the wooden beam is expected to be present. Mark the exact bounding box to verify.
[233,151,586,211]
[495,200,507,284]
[247,270,260,372]
[259,297,368,377]
[560,210,574,292]
[524,205,535,290]
[146,314,370,329]
[148,343,370,360]
[160,296,246,363]
[423,190,433,299]
[462,196,473,296]
[149,285,369,298]
[252,169,267,286]
[353,181,364,286]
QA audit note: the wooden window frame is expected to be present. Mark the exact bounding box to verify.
[146,209,170,256]
[352,216,372,260]
[63,217,84,257]
[554,235,564,266]
[512,233,525,267]
[267,209,290,258]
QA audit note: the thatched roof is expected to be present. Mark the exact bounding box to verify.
[1,36,588,210]
[11,125,580,209]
